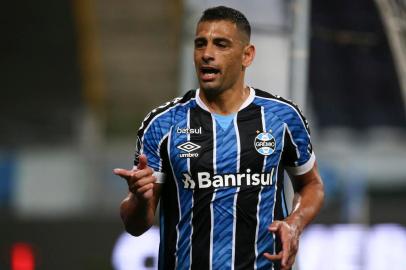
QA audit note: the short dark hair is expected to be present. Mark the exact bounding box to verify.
[198,6,251,41]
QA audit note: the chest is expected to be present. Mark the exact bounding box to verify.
[168,112,285,176]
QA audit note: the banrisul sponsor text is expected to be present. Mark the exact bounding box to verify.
[181,168,274,189]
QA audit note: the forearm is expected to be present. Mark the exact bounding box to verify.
[120,193,156,236]
[285,169,324,233]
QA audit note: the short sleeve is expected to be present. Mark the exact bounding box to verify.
[132,92,192,184]
[281,107,316,176]
[134,116,168,184]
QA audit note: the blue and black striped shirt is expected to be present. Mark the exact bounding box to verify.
[134,88,315,270]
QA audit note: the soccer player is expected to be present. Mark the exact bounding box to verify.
[114,6,324,270]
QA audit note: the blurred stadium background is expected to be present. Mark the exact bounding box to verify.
[1,0,406,269]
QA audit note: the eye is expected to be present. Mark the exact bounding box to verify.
[214,39,229,48]
[216,42,227,48]
[194,39,206,48]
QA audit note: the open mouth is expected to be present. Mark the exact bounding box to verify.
[200,66,220,81]
[200,67,220,74]
[200,66,220,75]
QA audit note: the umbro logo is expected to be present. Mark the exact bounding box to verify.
[177,142,200,158]
[177,142,201,152]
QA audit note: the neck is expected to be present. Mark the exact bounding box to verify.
[199,84,250,115]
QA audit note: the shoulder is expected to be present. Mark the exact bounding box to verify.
[253,88,302,113]
[253,88,310,132]
[134,90,196,165]
[138,89,197,135]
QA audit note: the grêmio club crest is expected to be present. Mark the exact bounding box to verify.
[254,130,276,156]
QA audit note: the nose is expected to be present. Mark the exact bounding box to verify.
[202,44,215,62]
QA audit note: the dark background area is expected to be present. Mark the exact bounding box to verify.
[309,0,405,129]
[0,1,82,146]
[0,219,122,270]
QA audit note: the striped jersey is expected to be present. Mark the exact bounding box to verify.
[134,88,316,270]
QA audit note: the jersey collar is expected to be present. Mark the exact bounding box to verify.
[195,87,255,113]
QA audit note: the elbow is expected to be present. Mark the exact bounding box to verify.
[124,223,150,236]
[119,193,156,236]
[317,177,325,208]
[121,211,152,236]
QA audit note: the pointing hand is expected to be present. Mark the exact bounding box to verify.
[113,154,156,199]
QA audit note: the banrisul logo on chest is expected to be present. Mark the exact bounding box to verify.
[254,130,276,156]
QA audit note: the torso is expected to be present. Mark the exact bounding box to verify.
[136,88,313,270]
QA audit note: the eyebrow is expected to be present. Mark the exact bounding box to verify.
[213,37,232,44]
[194,36,233,43]
[194,37,206,43]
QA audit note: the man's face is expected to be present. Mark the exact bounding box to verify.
[194,20,253,93]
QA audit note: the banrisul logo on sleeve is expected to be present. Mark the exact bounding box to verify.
[254,130,276,156]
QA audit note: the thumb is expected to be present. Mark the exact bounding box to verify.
[137,154,148,170]
[269,221,281,232]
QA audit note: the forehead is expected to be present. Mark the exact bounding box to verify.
[195,20,240,40]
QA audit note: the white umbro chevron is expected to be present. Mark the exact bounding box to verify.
[177,141,201,153]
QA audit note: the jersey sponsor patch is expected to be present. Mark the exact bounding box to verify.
[254,131,276,156]
[181,168,274,189]
[176,126,202,134]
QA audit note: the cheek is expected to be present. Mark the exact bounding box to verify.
[193,51,199,63]
[193,53,201,70]
[226,56,243,75]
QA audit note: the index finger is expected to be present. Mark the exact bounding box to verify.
[268,221,282,233]
[263,251,282,261]
[113,168,133,180]
[280,228,291,267]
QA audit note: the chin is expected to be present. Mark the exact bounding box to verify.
[200,84,222,94]
[199,80,220,90]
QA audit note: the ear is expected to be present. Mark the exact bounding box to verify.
[242,44,255,68]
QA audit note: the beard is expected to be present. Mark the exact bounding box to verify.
[199,86,227,102]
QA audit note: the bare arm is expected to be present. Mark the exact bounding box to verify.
[264,162,324,269]
[119,184,161,236]
[286,162,324,232]
[114,154,162,236]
